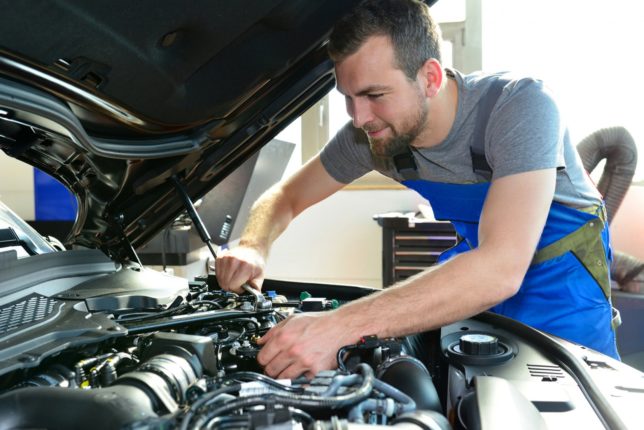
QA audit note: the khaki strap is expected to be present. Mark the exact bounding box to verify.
[612,307,622,330]
[531,206,611,300]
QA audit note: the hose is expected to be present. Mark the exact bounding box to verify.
[180,384,242,430]
[189,363,376,429]
[221,371,305,393]
[576,126,637,223]
[348,379,417,423]
[372,379,417,414]
[322,373,362,396]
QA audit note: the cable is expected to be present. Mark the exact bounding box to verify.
[221,372,305,394]
[191,300,223,310]
[289,407,314,427]
[337,345,358,372]
[115,303,190,322]
[196,363,374,426]
[180,384,242,430]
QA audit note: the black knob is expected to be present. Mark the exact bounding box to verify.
[459,334,499,356]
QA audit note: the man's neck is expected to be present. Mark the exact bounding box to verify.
[413,73,458,149]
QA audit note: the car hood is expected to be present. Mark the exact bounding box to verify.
[0,0,381,259]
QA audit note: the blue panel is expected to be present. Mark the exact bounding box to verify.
[34,169,77,221]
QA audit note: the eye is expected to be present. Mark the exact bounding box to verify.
[367,93,384,99]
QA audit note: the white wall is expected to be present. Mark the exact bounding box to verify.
[481,0,644,260]
[481,0,644,180]
[0,154,34,219]
[265,188,426,289]
[610,186,644,261]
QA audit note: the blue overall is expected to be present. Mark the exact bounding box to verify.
[403,179,619,359]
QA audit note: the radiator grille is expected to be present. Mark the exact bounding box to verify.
[0,294,57,335]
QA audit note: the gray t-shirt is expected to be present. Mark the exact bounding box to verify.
[320,69,601,208]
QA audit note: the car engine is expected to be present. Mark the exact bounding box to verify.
[0,248,640,430]
[0,264,449,430]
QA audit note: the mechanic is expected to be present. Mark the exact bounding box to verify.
[215,0,620,378]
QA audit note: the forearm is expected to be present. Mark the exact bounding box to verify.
[238,186,295,257]
[239,156,346,256]
[333,247,522,340]
[334,170,555,340]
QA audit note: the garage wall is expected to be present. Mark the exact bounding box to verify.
[265,188,426,289]
[0,155,34,218]
[610,184,644,261]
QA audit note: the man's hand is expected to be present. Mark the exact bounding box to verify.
[215,246,265,294]
[257,312,355,380]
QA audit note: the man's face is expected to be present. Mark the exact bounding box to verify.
[335,35,429,157]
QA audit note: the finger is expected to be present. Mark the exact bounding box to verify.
[215,255,237,288]
[257,331,270,345]
[257,332,281,365]
[227,266,252,294]
[221,259,255,293]
[257,316,290,345]
[246,277,264,291]
[263,353,296,378]
[276,362,311,380]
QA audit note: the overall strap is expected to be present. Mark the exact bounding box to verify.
[394,76,510,181]
[470,78,510,180]
[393,148,420,180]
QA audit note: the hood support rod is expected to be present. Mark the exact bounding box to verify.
[170,176,269,309]
[170,175,218,261]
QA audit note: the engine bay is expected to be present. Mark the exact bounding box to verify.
[0,257,640,430]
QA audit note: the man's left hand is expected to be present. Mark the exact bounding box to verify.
[257,312,355,379]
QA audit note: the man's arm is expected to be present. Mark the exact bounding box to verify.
[257,168,556,379]
[215,155,346,293]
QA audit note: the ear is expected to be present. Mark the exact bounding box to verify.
[418,58,443,98]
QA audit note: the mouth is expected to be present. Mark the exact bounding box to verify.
[365,127,388,138]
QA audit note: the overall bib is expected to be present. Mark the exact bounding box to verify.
[402,179,619,360]
[393,76,619,359]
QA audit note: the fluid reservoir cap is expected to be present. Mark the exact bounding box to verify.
[459,333,499,356]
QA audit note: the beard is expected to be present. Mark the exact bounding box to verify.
[366,97,429,158]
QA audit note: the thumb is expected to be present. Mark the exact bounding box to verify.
[249,276,264,291]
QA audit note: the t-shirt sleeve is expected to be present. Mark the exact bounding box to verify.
[319,121,375,184]
[486,78,566,180]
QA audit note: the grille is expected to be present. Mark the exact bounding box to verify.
[527,363,565,379]
[0,294,58,335]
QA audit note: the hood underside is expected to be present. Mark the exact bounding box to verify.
[0,0,367,259]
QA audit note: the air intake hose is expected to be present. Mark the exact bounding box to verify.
[576,126,637,223]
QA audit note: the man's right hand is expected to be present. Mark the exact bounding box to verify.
[215,246,266,294]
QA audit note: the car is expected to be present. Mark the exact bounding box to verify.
[0,1,643,429]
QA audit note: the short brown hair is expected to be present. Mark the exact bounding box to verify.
[328,0,442,80]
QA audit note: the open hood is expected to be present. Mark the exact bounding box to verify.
[0,0,374,259]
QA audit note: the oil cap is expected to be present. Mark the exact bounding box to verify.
[459,334,499,356]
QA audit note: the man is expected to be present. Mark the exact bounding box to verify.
[216,0,620,379]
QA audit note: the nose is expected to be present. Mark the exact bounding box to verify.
[348,98,373,129]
